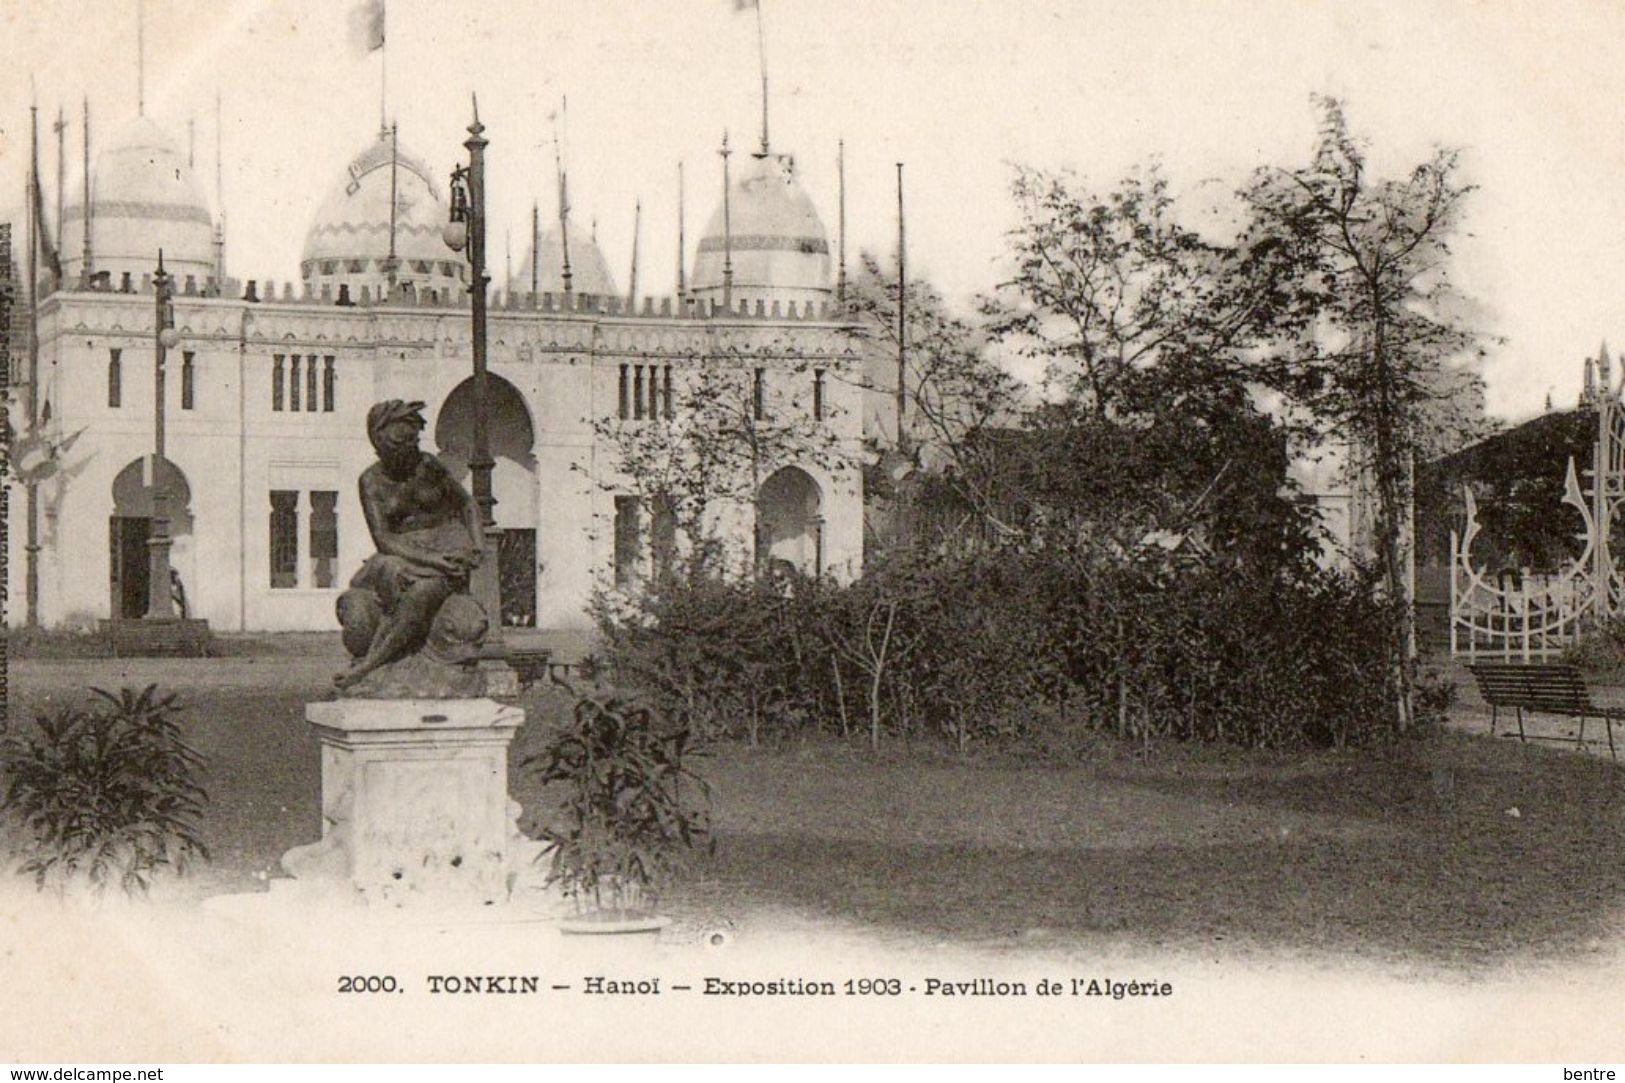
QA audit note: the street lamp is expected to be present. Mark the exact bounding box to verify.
[443,96,508,668]
[147,249,181,620]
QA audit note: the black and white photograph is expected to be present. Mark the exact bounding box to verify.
[3,0,1625,1067]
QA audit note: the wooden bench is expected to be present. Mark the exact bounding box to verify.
[1467,662,1617,761]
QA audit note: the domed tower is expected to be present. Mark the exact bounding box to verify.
[301,128,466,301]
[60,117,216,291]
[690,148,831,312]
[507,223,618,299]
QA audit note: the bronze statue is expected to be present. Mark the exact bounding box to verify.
[334,400,489,696]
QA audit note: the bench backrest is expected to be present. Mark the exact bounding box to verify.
[1468,662,1594,714]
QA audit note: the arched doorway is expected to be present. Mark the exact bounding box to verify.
[435,375,540,627]
[109,456,195,619]
[756,466,823,577]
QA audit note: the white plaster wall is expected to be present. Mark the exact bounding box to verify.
[17,291,864,632]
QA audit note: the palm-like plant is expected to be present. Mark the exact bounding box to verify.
[1,685,209,895]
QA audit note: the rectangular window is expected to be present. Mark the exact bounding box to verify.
[269,490,299,589]
[108,348,122,408]
[633,366,645,420]
[618,364,630,420]
[651,497,676,579]
[289,355,301,412]
[753,367,766,421]
[663,366,674,419]
[272,354,285,412]
[323,356,336,412]
[181,351,196,410]
[306,354,318,412]
[309,490,338,589]
[613,495,642,588]
[813,368,826,421]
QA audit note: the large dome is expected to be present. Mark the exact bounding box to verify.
[61,117,217,291]
[691,151,831,310]
[507,222,618,299]
[301,128,466,301]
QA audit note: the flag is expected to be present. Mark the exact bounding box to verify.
[349,0,385,55]
[733,0,759,9]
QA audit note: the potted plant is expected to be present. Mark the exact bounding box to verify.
[525,683,712,933]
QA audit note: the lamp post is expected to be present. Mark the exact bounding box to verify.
[146,250,180,619]
[443,98,509,669]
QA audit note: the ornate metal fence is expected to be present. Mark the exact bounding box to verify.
[1450,389,1625,658]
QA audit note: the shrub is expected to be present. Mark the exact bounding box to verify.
[0,685,209,895]
[523,684,713,914]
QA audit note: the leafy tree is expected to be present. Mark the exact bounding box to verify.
[1240,96,1492,731]
[841,252,1026,546]
[582,347,852,582]
[984,164,1276,421]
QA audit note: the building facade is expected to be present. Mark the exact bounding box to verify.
[8,123,864,633]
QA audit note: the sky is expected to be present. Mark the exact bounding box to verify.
[5,0,1625,421]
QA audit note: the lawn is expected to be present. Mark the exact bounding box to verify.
[6,652,1625,974]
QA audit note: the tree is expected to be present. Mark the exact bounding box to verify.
[1240,96,1492,731]
[583,349,852,583]
[841,252,1025,545]
[984,164,1273,421]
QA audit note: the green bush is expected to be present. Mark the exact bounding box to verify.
[593,548,1412,754]
[523,684,713,914]
[1,685,209,895]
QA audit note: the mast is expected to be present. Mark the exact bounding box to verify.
[755,0,770,156]
[81,97,93,287]
[213,90,225,288]
[384,120,399,294]
[137,0,146,116]
[25,101,40,624]
[837,138,847,304]
[54,108,66,286]
[720,131,733,310]
[555,99,572,297]
[896,161,907,449]
[627,198,641,307]
[676,161,686,300]
[531,200,539,295]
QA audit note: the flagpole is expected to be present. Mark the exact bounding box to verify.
[531,200,539,296]
[720,131,733,311]
[556,99,573,298]
[25,101,40,626]
[54,108,66,287]
[379,0,388,133]
[385,120,399,294]
[137,0,146,117]
[627,198,640,307]
[82,97,93,288]
[896,161,907,452]
[676,161,686,302]
[755,0,769,155]
[837,138,847,304]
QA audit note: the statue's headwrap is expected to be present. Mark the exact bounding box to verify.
[366,400,427,452]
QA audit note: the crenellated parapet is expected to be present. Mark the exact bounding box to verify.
[37,277,859,369]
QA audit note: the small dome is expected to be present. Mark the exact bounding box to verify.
[507,222,618,298]
[61,117,217,290]
[691,151,830,309]
[301,128,466,300]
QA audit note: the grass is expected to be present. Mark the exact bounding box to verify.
[7,654,1625,972]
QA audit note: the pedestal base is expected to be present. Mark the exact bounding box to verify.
[277,697,548,907]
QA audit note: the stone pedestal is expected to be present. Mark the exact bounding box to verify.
[279,698,544,906]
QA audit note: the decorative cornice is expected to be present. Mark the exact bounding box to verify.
[697,234,829,255]
[64,202,213,227]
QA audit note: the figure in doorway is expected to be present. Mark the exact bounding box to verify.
[168,569,189,620]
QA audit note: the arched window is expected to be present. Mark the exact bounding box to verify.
[108,348,122,408]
